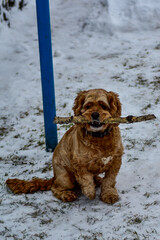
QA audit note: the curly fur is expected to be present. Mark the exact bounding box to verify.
[6,89,123,204]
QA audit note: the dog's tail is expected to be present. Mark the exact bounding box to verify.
[6,177,55,194]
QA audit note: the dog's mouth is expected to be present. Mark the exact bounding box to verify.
[90,120,103,128]
[89,120,104,131]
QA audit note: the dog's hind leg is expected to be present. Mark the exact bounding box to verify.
[51,168,77,202]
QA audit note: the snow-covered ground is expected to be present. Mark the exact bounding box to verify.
[0,0,160,239]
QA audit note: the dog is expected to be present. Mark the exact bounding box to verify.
[6,89,123,204]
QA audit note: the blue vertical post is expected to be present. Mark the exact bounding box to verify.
[36,0,58,152]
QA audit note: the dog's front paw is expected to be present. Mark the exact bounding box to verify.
[100,188,119,204]
[82,186,96,200]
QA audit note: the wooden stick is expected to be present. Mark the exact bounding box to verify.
[54,114,156,124]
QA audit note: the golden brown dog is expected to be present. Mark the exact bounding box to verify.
[6,89,123,204]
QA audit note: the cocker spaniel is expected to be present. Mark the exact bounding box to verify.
[6,89,123,204]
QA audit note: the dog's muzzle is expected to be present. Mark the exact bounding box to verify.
[90,120,103,129]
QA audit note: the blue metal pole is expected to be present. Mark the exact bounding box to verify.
[36,0,57,152]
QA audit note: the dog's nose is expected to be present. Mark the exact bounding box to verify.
[91,112,100,120]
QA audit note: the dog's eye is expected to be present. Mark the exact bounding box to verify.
[86,105,91,109]
[100,104,109,110]
[85,102,92,109]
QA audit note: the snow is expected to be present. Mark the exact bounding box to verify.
[0,0,160,239]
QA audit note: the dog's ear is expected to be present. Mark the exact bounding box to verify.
[107,91,122,117]
[72,91,87,116]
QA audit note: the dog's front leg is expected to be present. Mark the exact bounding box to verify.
[100,155,122,204]
[76,169,96,200]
